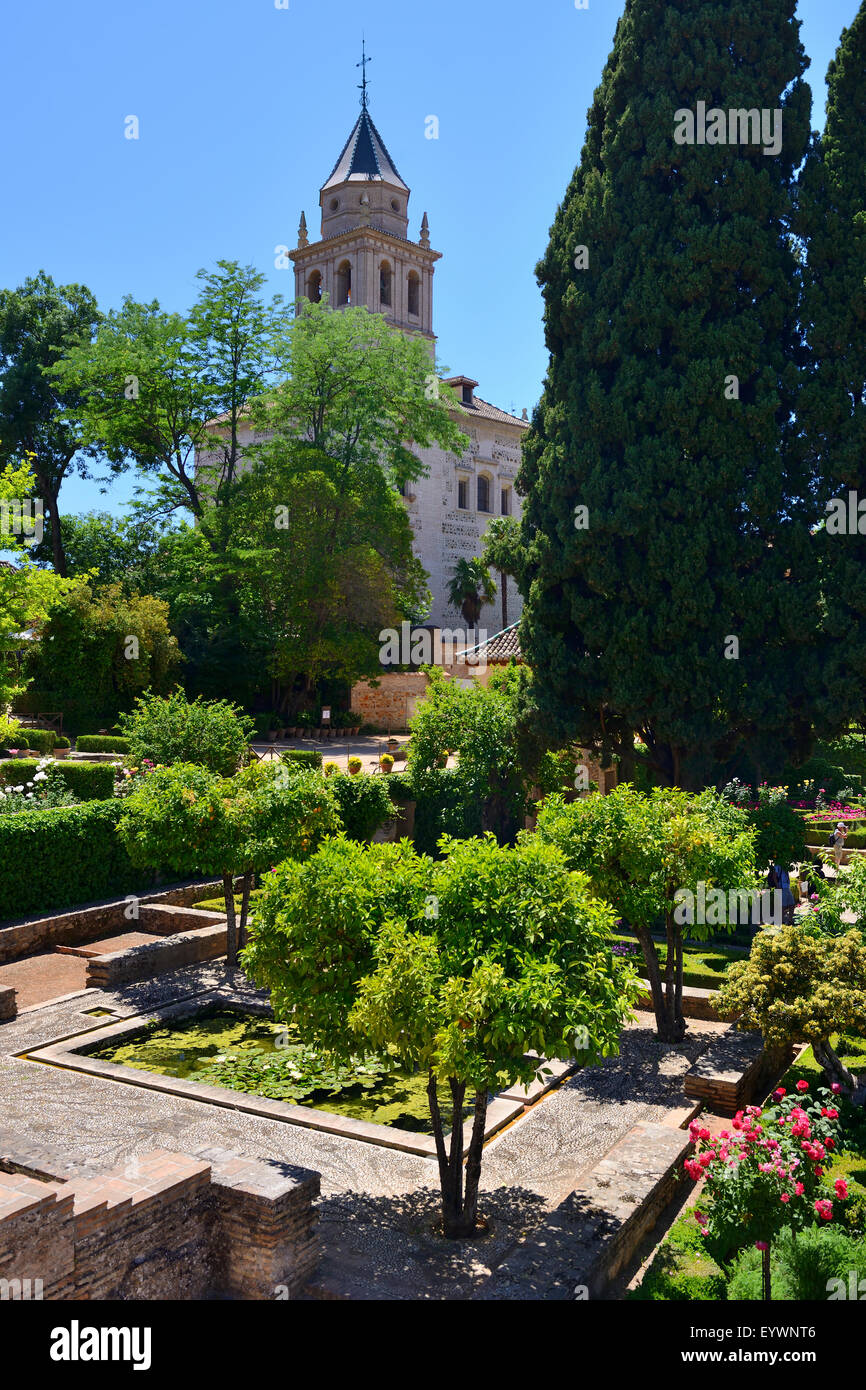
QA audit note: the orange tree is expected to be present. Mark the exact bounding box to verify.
[242,832,638,1237]
[117,761,341,965]
[532,786,756,1041]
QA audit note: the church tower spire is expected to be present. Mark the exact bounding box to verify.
[289,48,441,339]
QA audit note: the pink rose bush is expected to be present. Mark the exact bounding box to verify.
[684,1082,847,1262]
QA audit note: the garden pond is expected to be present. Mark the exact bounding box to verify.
[86,1009,474,1135]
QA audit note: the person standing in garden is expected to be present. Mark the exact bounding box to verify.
[831,822,848,869]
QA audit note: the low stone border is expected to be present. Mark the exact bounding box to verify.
[683,1025,793,1115]
[488,1120,693,1300]
[0,879,228,963]
[21,991,574,1160]
[84,918,228,989]
[0,985,16,1023]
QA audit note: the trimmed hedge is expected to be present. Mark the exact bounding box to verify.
[76,736,131,754]
[280,750,323,770]
[1,728,56,754]
[0,800,157,922]
[0,759,116,801]
[330,774,395,842]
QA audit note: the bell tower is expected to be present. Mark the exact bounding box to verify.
[290,50,440,340]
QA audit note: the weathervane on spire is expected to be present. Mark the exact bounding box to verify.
[357,37,372,109]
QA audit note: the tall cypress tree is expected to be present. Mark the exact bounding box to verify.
[798,5,866,736]
[517,0,815,789]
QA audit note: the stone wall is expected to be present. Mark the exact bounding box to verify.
[0,1146,319,1301]
[0,880,225,964]
[85,920,227,990]
[0,987,15,1023]
[351,672,430,732]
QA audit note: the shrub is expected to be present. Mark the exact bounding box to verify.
[0,800,157,921]
[0,714,22,751]
[11,727,56,754]
[329,773,394,842]
[54,736,70,750]
[280,749,323,770]
[76,735,131,754]
[727,1225,866,1301]
[719,922,866,1089]
[0,758,115,801]
[118,690,254,776]
[22,582,181,732]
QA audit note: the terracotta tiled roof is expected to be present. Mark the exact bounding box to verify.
[457,394,529,428]
[0,559,18,573]
[456,623,522,664]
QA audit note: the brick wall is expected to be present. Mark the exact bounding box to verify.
[0,880,225,964]
[351,672,431,732]
[0,1147,319,1301]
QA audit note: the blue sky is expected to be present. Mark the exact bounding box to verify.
[1,0,861,519]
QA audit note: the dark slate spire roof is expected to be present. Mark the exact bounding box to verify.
[323,109,409,192]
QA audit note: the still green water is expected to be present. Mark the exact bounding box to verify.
[87,1009,467,1135]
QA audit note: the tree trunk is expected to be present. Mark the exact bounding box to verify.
[426,1073,488,1238]
[237,870,252,955]
[223,873,237,970]
[762,1243,772,1302]
[813,1037,858,1094]
[636,916,686,1043]
[29,456,67,577]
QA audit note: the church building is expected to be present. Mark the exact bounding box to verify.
[288,83,528,633]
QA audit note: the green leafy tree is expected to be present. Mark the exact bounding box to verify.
[118,689,254,776]
[718,921,866,1091]
[446,556,496,634]
[797,5,866,736]
[118,761,342,965]
[408,664,527,844]
[24,582,180,731]
[0,272,103,575]
[532,785,756,1041]
[0,460,80,708]
[27,510,173,587]
[517,0,817,790]
[50,262,288,523]
[243,832,638,1237]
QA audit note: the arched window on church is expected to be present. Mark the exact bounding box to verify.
[407,270,420,318]
[380,261,393,309]
[307,270,322,304]
[477,474,492,513]
[336,260,352,306]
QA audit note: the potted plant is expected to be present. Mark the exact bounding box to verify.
[53,736,71,760]
[323,761,340,777]
[379,753,395,775]
[348,755,362,776]
[348,711,362,736]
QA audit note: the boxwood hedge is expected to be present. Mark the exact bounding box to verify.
[0,759,116,801]
[76,736,131,754]
[0,800,157,922]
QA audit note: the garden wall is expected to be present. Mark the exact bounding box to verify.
[0,881,225,964]
[351,672,430,731]
[0,1145,320,1300]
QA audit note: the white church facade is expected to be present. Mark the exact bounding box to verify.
[288,93,528,633]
